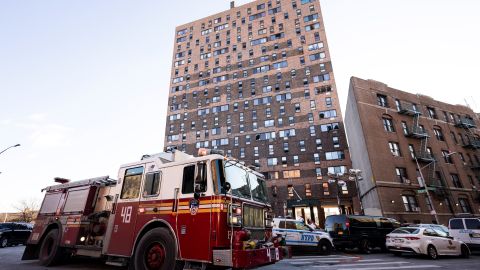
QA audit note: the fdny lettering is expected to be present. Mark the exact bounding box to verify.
[121,206,133,223]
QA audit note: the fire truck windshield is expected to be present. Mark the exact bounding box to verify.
[221,160,268,203]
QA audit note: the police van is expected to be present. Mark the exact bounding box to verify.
[449,217,480,250]
[272,218,333,254]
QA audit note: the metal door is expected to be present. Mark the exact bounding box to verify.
[105,164,150,256]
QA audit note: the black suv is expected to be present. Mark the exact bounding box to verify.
[0,222,33,248]
[325,215,399,253]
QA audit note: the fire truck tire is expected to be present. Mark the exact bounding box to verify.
[133,228,177,270]
[38,228,64,266]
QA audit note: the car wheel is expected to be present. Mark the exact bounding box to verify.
[318,239,332,255]
[0,237,8,248]
[39,228,64,266]
[460,245,470,258]
[359,239,372,254]
[133,228,177,270]
[427,245,438,260]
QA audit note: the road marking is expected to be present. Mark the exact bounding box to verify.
[288,259,383,265]
[337,265,440,270]
[313,261,409,268]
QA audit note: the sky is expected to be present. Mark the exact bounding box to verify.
[0,0,479,212]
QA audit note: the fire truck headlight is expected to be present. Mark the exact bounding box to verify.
[80,236,86,242]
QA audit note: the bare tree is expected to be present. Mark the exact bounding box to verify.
[12,198,40,223]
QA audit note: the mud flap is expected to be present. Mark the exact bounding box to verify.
[22,244,39,260]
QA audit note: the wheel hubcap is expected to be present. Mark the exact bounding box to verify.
[1,239,7,247]
[429,247,436,258]
[146,243,166,269]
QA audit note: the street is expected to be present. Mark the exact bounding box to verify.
[2,246,480,270]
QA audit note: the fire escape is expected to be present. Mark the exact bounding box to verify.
[398,102,452,204]
[456,115,480,203]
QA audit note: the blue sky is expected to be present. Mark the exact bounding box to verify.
[1,0,479,212]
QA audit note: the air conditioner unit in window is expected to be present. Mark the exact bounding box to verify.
[404,179,411,184]
[414,207,421,212]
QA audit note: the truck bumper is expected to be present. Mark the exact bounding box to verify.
[213,247,287,269]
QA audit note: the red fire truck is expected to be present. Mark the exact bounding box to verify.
[22,149,284,269]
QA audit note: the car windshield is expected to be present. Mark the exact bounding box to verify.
[391,228,420,234]
[0,223,12,229]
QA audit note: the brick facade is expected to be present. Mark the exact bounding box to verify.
[164,0,356,227]
[346,77,480,225]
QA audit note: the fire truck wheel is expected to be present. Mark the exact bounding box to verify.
[134,228,176,270]
[38,228,64,266]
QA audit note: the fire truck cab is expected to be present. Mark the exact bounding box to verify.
[23,149,283,269]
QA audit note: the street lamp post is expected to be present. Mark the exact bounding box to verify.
[0,144,21,156]
[349,169,364,215]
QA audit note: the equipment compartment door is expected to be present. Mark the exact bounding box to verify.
[105,165,146,256]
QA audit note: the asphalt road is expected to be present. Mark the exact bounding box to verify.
[1,245,480,270]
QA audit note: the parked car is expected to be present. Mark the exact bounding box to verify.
[0,222,33,248]
[448,217,480,251]
[324,215,399,253]
[272,218,334,254]
[386,227,470,259]
[408,224,449,234]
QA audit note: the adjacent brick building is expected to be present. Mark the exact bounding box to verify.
[164,0,356,226]
[345,77,480,225]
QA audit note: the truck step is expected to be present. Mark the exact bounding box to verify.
[105,256,128,267]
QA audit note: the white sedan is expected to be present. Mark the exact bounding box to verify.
[386,227,470,259]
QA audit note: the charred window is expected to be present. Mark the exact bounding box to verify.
[120,167,144,199]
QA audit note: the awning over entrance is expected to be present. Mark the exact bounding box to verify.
[286,199,320,208]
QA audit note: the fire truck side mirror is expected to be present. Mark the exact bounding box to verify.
[223,182,231,194]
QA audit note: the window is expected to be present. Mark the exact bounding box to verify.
[427,107,437,119]
[408,144,415,159]
[121,167,144,199]
[459,198,472,213]
[442,150,453,163]
[377,94,388,107]
[288,185,294,198]
[267,158,278,166]
[433,128,444,141]
[181,165,196,194]
[450,218,464,229]
[305,184,312,197]
[451,174,462,188]
[401,121,409,135]
[465,218,480,229]
[402,195,419,212]
[293,155,299,166]
[389,142,401,157]
[383,117,395,132]
[143,172,161,196]
[314,153,320,164]
[333,136,340,148]
[283,170,301,178]
[325,151,344,160]
[395,167,408,183]
[322,182,329,195]
[316,138,322,149]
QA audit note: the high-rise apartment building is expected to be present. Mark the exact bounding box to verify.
[345,77,480,225]
[165,0,355,226]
